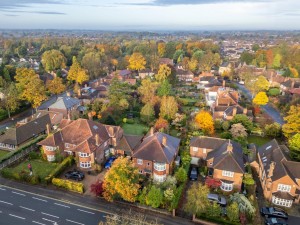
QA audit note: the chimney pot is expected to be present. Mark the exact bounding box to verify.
[149,127,154,136]
[162,136,167,146]
[95,134,100,146]
[268,161,276,178]
[222,80,225,87]
[66,91,71,97]
[46,123,51,135]
[227,140,233,153]
[233,107,237,116]
[243,108,247,115]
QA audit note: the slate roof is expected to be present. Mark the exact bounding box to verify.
[273,191,295,200]
[206,140,245,174]
[48,97,81,110]
[132,132,180,164]
[190,136,227,149]
[0,114,51,146]
[116,135,143,155]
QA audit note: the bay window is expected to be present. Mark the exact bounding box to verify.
[154,163,166,171]
[80,161,91,168]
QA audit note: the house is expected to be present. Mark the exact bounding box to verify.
[159,58,174,66]
[213,105,253,121]
[252,139,300,207]
[176,69,194,83]
[38,119,123,168]
[115,135,143,156]
[198,76,222,90]
[0,114,51,150]
[190,136,245,191]
[47,96,81,118]
[138,69,155,79]
[280,79,300,95]
[219,62,232,76]
[132,131,180,182]
[18,111,63,128]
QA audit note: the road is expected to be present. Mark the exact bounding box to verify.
[235,83,285,125]
[0,186,105,225]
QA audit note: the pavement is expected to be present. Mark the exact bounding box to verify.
[235,83,284,125]
[0,177,197,225]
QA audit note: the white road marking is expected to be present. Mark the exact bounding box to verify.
[20,206,35,211]
[0,200,13,205]
[77,209,95,214]
[54,202,70,208]
[0,211,2,213]
[66,219,85,225]
[0,187,6,191]
[12,191,26,196]
[32,221,46,225]
[42,218,56,223]
[9,214,25,220]
[41,212,59,218]
[32,197,47,202]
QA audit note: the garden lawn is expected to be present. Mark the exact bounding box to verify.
[9,159,57,179]
[122,123,149,135]
[0,150,9,159]
[247,136,273,147]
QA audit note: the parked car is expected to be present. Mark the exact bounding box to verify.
[260,207,288,219]
[189,167,198,181]
[104,156,117,169]
[65,170,85,181]
[265,217,288,225]
[207,193,227,207]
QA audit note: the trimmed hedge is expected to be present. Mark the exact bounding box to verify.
[1,169,40,185]
[0,135,46,164]
[44,156,74,184]
[52,178,84,194]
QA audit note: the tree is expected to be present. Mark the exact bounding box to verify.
[205,177,221,189]
[46,77,66,97]
[82,52,103,79]
[146,186,163,208]
[230,123,248,139]
[15,68,37,94]
[17,45,27,58]
[227,202,240,223]
[154,117,169,131]
[206,202,221,218]
[272,53,282,69]
[140,103,155,123]
[174,167,187,183]
[282,105,300,138]
[138,78,158,105]
[1,82,19,118]
[243,173,255,186]
[252,44,260,52]
[199,52,220,71]
[157,79,171,97]
[184,183,210,219]
[229,193,255,218]
[231,114,253,133]
[194,111,214,135]
[155,64,171,82]
[289,134,300,161]
[90,181,104,197]
[68,56,89,85]
[254,75,269,92]
[159,96,178,120]
[266,49,274,67]
[128,52,146,71]
[41,49,66,72]
[240,52,255,65]
[157,42,166,57]
[108,75,131,111]
[265,122,281,137]
[103,157,140,202]
[253,92,269,106]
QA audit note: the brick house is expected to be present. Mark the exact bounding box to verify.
[132,132,180,183]
[47,96,81,118]
[38,119,123,170]
[252,139,300,207]
[190,136,245,191]
[115,135,143,157]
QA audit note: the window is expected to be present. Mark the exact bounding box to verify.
[203,148,207,154]
[193,147,198,152]
[137,159,143,165]
[272,196,293,207]
[79,152,89,157]
[47,155,55,162]
[154,163,166,171]
[139,170,143,174]
[220,181,233,191]
[45,146,56,151]
[65,143,70,148]
[153,174,167,183]
[80,161,91,168]
[222,170,234,178]
[277,184,291,193]
[147,162,150,166]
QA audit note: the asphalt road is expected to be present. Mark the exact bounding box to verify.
[235,82,285,125]
[0,186,105,225]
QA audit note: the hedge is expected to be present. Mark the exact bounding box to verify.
[1,169,40,185]
[0,135,46,164]
[170,183,185,210]
[43,156,74,184]
[52,178,84,194]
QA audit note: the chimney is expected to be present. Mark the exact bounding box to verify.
[268,161,276,178]
[77,88,81,96]
[227,140,233,153]
[66,91,71,97]
[243,108,247,115]
[108,126,114,137]
[85,83,88,88]
[67,112,71,120]
[46,123,51,135]
[233,107,237,116]
[162,136,167,146]
[149,127,154,136]
[222,80,225,87]
[291,80,295,88]
[95,134,100,146]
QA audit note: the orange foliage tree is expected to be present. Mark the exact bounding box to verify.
[194,111,214,135]
[154,117,169,131]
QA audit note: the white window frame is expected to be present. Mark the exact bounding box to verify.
[220,181,233,191]
[65,143,70,148]
[139,169,143,174]
[272,196,293,207]
[277,184,291,193]
[154,163,166,171]
[137,159,143,165]
[45,146,56,151]
[80,161,91,168]
[79,152,89,157]
[203,148,207,154]
[47,155,55,162]
[222,170,234,178]
[153,174,167,183]
[192,147,198,152]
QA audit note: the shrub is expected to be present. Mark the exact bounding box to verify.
[1,168,40,184]
[126,118,135,124]
[220,131,232,139]
[146,186,163,208]
[268,88,280,96]
[90,181,104,197]
[175,167,187,183]
[28,151,40,160]
[52,178,84,193]
[170,184,185,210]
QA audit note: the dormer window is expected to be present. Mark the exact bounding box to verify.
[65,143,70,148]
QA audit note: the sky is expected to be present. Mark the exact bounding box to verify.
[0,0,300,30]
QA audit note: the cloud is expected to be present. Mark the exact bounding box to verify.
[4,14,19,17]
[0,0,62,9]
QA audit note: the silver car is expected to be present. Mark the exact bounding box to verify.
[207,193,227,206]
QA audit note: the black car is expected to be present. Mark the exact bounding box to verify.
[65,171,85,181]
[265,217,288,225]
[189,167,198,181]
[260,207,288,220]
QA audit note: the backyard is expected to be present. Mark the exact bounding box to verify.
[247,135,273,147]
[122,122,149,135]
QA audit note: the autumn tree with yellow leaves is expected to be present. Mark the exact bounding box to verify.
[157,42,166,57]
[194,110,214,135]
[68,56,89,85]
[103,157,140,202]
[128,52,146,71]
[46,77,66,97]
[282,105,300,138]
[159,96,178,120]
[155,64,171,82]
[253,91,269,106]
[41,49,66,72]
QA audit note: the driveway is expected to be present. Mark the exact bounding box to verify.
[235,83,284,125]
